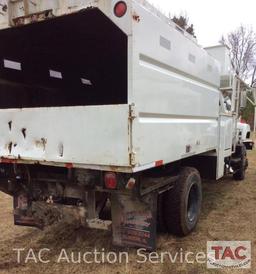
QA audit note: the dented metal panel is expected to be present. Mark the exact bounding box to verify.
[8,0,99,25]
[0,0,132,35]
[0,105,130,168]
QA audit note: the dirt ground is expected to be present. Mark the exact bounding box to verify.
[0,148,255,274]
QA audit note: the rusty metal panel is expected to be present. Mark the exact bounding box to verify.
[8,0,94,21]
[111,193,157,250]
[1,0,132,35]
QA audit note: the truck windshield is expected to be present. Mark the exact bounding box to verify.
[0,8,128,108]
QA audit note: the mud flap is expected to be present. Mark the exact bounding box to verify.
[13,193,43,229]
[111,192,157,251]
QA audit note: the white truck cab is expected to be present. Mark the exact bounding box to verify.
[237,122,254,150]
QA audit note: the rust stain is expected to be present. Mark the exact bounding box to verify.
[7,142,13,154]
[155,160,164,167]
[65,163,73,169]
[35,138,47,151]
[13,9,54,26]
[132,13,140,22]
[8,121,12,131]
[1,157,17,164]
[21,128,27,139]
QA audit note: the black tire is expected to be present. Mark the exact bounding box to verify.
[233,144,247,181]
[163,167,202,236]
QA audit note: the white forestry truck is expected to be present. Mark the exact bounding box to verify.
[0,0,254,250]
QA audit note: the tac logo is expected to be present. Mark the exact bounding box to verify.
[207,241,251,269]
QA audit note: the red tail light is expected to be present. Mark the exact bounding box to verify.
[114,1,127,18]
[104,172,117,189]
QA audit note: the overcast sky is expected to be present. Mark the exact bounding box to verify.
[149,0,256,47]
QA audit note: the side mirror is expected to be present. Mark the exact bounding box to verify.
[224,96,232,111]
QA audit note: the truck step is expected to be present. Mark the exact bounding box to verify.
[86,219,112,231]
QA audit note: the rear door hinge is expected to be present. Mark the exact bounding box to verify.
[129,151,136,166]
[129,103,136,120]
[129,104,136,166]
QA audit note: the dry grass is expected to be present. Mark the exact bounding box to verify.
[0,148,255,274]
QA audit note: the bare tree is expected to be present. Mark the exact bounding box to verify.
[0,1,7,12]
[251,65,256,87]
[220,25,256,82]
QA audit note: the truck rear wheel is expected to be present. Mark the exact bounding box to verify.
[163,167,202,236]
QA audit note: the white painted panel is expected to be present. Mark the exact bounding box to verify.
[49,70,62,79]
[81,78,93,86]
[130,2,221,168]
[132,1,221,90]
[133,115,218,166]
[4,59,21,70]
[217,115,233,179]
[6,0,132,35]
[0,105,130,167]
